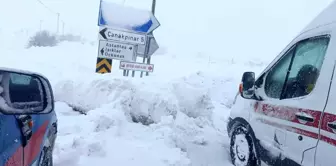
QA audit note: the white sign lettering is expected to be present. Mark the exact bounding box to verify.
[119,61,154,72]
[99,28,146,45]
[98,40,136,62]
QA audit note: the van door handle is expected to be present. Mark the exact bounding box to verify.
[295,112,314,123]
[327,121,336,131]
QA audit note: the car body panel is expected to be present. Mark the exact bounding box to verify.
[0,111,57,166]
[0,115,23,166]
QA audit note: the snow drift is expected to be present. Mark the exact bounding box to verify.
[53,74,214,125]
[52,72,234,166]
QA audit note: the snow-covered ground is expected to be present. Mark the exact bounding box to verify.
[0,0,334,165]
[0,42,266,166]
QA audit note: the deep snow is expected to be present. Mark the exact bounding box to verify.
[0,42,267,166]
[0,0,335,165]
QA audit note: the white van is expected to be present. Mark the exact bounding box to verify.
[227,1,336,166]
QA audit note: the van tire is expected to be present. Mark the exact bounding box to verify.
[230,123,260,166]
[40,147,53,166]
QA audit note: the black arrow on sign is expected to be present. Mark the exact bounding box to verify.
[100,48,104,55]
[99,28,107,40]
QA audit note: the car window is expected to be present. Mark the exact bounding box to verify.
[8,73,43,104]
[264,47,295,99]
[264,35,330,100]
[282,36,330,99]
[10,73,32,85]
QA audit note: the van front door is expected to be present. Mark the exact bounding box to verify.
[314,69,336,166]
[253,35,331,165]
[251,42,296,165]
[314,36,336,166]
[277,35,331,166]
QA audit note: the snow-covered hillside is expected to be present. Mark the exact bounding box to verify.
[0,0,334,165]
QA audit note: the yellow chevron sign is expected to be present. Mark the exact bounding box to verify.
[96,58,112,74]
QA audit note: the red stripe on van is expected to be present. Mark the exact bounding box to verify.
[258,118,336,147]
[320,112,336,133]
[320,135,336,147]
[254,102,321,128]
[254,102,336,147]
[257,118,319,139]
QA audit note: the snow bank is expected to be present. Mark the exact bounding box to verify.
[53,102,191,166]
[50,60,252,165]
[54,73,214,124]
[54,90,230,166]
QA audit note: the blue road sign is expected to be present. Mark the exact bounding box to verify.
[98,0,160,34]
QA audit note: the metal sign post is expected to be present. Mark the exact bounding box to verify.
[140,36,151,78]
[146,0,157,76]
[141,0,157,77]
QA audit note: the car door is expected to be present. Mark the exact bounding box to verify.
[5,73,51,166]
[0,68,55,166]
[314,36,336,166]
[278,35,332,166]
[314,66,336,166]
[0,73,25,166]
[251,34,332,165]
[0,115,24,166]
[23,114,51,166]
[250,43,296,165]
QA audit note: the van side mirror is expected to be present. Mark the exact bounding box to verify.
[0,69,54,114]
[239,72,256,99]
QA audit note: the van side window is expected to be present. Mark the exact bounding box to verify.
[264,35,330,99]
[264,48,295,99]
[282,37,330,99]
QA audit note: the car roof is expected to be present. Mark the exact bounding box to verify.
[301,0,336,33]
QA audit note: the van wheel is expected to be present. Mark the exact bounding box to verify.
[40,147,53,166]
[230,124,260,166]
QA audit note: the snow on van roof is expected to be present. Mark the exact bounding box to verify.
[301,0,336,33]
